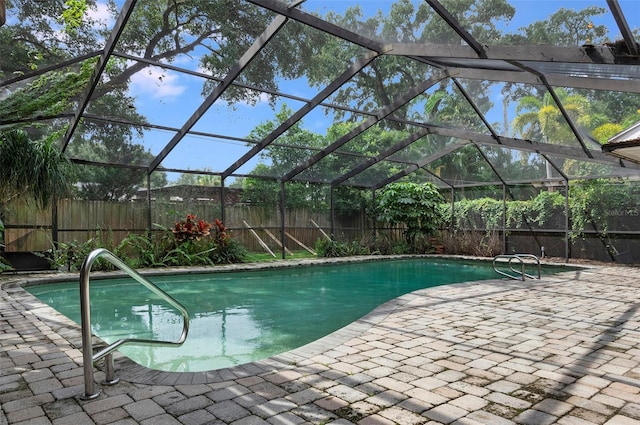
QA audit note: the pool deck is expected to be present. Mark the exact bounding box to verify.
[1,258,639,425]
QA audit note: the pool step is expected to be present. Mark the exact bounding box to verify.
[78,248,190,400]
[492,254,541,281]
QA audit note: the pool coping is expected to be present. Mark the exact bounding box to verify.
[1,254,586,386]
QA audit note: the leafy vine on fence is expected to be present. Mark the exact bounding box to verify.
[442,181,639,241]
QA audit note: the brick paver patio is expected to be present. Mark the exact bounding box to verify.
[1,259,639,424]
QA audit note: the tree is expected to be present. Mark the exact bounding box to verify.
[513,6,608,46]
[242,105,417,214]
[174,169,222,186]
[241,105,331,210]
[500,6,609,104]
[0,53,166,200]
[512,89,590,144]
[1,1,169,199]
[68,93,168,200]
[90,1,312,106]
[512,89,595,180]
[588,91,640,126]
[375,182,444,252]
[3,0,332,199]
[308,0,514,126]
[0,129,72,252]
[1,0,98,78]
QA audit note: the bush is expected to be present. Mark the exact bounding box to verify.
[315,238,349,257]
[315,237,372,258]
[390,240,411,255]
[375,182,444,253]
[440,229,501,257]
[0,219,12,271]
[132,217,246,267]
[45,229,120,271]
[46,216,246,271]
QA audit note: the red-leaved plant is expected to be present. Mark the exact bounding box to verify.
[212,218,229,246]
[172,214,212,242]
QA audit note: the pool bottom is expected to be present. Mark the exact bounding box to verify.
[15,265,422,384]
[19,256,575,376]
[111,286,409,385]
[26,257,510,372]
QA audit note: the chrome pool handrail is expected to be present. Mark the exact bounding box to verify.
[492,253,541,281]
[79,248,189,400]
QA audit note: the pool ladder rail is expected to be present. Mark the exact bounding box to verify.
[79,248,190,400]
[492,253,541,281]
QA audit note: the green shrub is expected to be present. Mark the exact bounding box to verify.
[207,238,247,264]
[45,216,246,271]
[375,182,444,253]
[390,240,411,255]
[46,229,119,271]
[315,238,349,257]
[0,219,11,272]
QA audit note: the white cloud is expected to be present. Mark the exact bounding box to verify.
[88,1,114,28]
[256,92,271,104]
[130,67,187,100]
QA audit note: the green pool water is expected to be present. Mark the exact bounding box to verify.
[26,258,527,372]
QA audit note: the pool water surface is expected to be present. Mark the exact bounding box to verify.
[27,258,515,372]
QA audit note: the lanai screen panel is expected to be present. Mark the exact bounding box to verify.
[547,153,640,181]
[425,143,502,187]
[247,145,321,179]
[387,133,466,163]
[2,0,640,191]
[341,160,408,188]
[0,57,100,148]
[475,145,549,185]
[85,60,216,130]
[409,78,490,133]
[393,169,449,189]
[447,0,620,46]
[66,120,176,168]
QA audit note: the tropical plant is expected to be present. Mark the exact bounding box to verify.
[45,217,247,271]
[569,180,640,238]
[44,229,119,272]
[512,89,590,144]
[375,182,444,253]
[172,214,212,242]
[315,238,349,258]
[0,218,12,271]
[0,128,72,253]
[315,237,372,258]
[512,89,598,181]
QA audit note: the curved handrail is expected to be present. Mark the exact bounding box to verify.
[80,248,189,399]
[493,254,540,281]
[510,253,541,280]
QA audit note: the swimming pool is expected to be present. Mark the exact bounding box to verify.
[26,258,523,372]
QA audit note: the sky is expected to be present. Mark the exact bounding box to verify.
[87,0,639,182]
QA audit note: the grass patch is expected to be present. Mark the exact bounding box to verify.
[245,250,317,263]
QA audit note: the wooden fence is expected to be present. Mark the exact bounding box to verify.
[2,198,372,254]
[5,197,640,264]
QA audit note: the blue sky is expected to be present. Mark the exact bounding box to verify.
[93,1,639,181]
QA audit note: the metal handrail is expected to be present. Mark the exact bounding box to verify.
[493,254,541,281]
[79,248,189,400]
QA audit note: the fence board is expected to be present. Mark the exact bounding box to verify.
[5,193,638,264]
[4,198,342,252]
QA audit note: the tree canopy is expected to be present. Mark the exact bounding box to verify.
[1,0,639,202]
